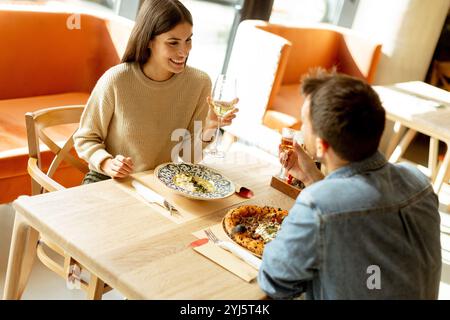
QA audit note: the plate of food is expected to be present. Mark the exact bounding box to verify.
[154,162,235,200]
[222,205,289,257]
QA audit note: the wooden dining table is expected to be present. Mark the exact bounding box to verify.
[374,81,450,194]
[3,143,295,300]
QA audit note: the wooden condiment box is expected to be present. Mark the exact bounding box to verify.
[270,176,302,199]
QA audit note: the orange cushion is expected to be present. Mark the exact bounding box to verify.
[0,92,89,152]
[257,25,340,84]
[270,84,303,118]
[0,92,89,204]
[262,110,299,132]
[0,152,84,204]
[0,6,133,203]
[0,10,122,100]
[263,84,305,131]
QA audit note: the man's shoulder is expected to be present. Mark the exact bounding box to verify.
[296,179,352,210]
[297,161,434,217]
[391,161,431,186]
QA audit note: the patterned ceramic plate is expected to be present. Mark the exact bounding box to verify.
[154,162,235,200]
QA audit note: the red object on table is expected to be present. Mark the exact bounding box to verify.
[287,174,293,185]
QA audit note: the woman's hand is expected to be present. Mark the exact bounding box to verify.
[100,155,134,178]
[204,96,239,131]
[280,141,324,187]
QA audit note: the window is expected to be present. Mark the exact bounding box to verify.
[81,0,117,10]
[270,0,359,27]
[270,0,328,24]
[183,0,238,79]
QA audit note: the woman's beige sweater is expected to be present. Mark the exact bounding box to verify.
[74,62,212,174]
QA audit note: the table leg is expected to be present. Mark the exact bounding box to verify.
[389,129,417,163]
[428,138,439,181]
[433,147,450,194]
[87,275,105,300]
[385,122,407,159]
[17,227,39,298]
[3,213,31,300]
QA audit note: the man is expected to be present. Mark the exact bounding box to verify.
[258,72,442,299]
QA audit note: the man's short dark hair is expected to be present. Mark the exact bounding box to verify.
[301,71,386,162]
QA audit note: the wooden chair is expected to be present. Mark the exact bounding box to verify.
[227,20,382,133]
[22,105,112,299]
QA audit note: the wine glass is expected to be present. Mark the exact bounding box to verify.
[278,128,296,180]
[205,74,238,158]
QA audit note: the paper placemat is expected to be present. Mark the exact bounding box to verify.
[192,223,259,282]
[118,171,249,224]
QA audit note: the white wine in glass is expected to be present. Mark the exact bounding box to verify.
[205,74,237,158]
[212,100,235,118]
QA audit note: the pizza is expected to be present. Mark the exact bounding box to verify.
[222,205,289,257]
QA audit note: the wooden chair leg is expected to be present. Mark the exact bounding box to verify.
[3,214,31,300]
[17,227,39,298]
[30,178,42,196]
[384,122,407,159]
[87,275,105,300]
[429,138,439,181]
[389,129,417,163]
[434,150,450,194]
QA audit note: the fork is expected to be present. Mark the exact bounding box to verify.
[204,229,261,270]
[163,200,180,216]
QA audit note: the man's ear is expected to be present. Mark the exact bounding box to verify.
[315,137,329,158]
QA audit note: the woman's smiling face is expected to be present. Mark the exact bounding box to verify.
[147,22,193,79]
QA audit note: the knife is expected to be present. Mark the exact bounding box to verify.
[218,240,262,270]
[204,229,262,270]
[131,180,166,209]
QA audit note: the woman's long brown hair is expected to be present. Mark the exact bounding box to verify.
[121,0,193,65]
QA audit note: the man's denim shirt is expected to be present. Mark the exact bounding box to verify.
[258,152,441,299]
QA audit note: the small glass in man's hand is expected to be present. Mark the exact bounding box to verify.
[278,128,296,180]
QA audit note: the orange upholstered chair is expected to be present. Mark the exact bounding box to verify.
[0,3,132,203]
[224,20,381,156]
[254,20,382,131]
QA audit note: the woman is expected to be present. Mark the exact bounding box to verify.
[74,0,237,183]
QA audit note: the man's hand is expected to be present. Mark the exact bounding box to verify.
[100,155,134,178]
[280,141,324,187]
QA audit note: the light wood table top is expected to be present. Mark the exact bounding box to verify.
[8,144,294,299]
[374,81,450,141]
[374,81,450,193]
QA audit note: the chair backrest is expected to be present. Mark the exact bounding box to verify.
[336,30,382,84]
[257,23,340,84]
[254,21,382,85]
[226,20,292,126]
[0,8,133,100]
[25,105,88,194]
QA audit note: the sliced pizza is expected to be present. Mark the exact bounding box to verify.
[222,205,288,257]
